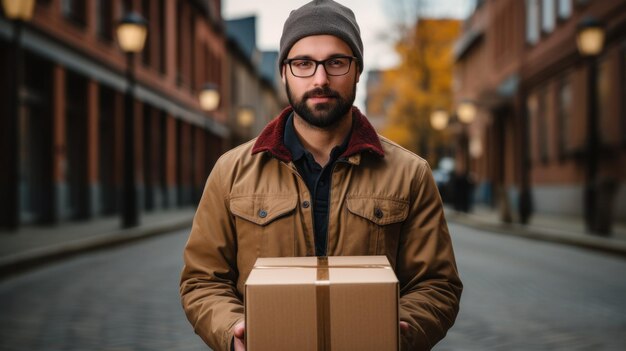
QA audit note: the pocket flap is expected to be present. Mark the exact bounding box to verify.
[346,196,409,226]
[230,195,298,226]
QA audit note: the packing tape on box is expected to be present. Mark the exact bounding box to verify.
[255,258,391,351]
[316,256,331,351]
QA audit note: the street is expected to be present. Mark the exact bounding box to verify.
[0,229,207,351]
[438,224,626,351]
[1,224,625,350]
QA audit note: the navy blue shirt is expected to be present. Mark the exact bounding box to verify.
[284,113,351,256]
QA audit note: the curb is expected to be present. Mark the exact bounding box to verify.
[447,212,626,258]
[0,216,194,279]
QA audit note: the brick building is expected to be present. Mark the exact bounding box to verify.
[226,16,288,145]
[454,0,626,229]
[0,0,230,229]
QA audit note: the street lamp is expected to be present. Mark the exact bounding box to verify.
[116,13,148,53]
[576,17,605,57]
[576,16,605,234]
[0,0,36,230]
[1,0,35,20]
[237,106,255,129]
[199,83,221,111]
[457,101,477,125]
[454,100,477,213]
[456,100,476,172]
[430,110,449,131]
[117,12,148,228]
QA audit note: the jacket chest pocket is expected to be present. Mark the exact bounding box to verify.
[230,195,298,257]
[345,196,409,268]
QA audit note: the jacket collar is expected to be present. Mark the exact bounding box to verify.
[251,106,384,163]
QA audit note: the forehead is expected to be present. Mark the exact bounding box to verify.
[287,35,353,58]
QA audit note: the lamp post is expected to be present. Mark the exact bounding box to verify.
[199,83,221,112]
[455,101,477,212]
[576,17,605,234]
[456,101,476,176]
[430,109,450,164]
[116,12,147,228]
[0,0,35,230]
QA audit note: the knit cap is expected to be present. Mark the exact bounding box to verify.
[279,0,364,74]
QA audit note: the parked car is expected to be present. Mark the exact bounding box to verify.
[433,157,454,203]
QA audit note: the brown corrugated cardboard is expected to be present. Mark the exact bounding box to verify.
[245,256,399,351]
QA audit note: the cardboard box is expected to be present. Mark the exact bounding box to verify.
[245,256,399,351]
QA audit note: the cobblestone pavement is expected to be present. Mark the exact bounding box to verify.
[0,229,208,351]
[436,223,626,351]
[1,225,625,350]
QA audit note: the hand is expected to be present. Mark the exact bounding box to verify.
[233,321,246,351]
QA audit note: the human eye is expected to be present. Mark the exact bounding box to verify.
[292,59,314,69]
[326,58,348,67]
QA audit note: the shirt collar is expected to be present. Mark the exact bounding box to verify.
[283,113,306,161]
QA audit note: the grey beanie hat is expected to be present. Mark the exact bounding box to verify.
[279,0,364,74]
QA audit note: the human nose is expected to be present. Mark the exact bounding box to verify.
[311,62,330,86]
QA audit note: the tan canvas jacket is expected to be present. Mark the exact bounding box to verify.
[180,107,462,351]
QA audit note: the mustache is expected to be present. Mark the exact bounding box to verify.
[303,87,341,100]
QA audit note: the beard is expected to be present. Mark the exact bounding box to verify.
[286,80,356,129]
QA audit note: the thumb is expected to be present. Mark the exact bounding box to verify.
[233,321,246,339]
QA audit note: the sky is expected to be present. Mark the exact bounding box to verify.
[223,0,474,109]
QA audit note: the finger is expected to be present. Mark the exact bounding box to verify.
[234,337,246,351]
[234,322,246,338]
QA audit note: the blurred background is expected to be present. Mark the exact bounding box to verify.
[1,0,625,350]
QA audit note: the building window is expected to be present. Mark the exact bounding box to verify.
[189,12,196,90]
[558,0,572,19]
[122,0,133,14]
[542,0,556,33]
[158,0,166,74]
[176,0,184,86]
[557,75,572,157]
[96,0,113,42]
[142,0,151,67]
[526,0,540,45]
[61,0,86,26]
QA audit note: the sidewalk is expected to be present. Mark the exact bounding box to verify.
[445,205,626,257]
[0,208,196,278]
[2,204,625,279]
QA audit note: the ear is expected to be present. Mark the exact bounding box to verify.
[281,65,287,85]
[355,71,361,84]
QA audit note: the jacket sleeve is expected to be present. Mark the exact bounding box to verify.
[396,162,463,350]
[180,157,243,351]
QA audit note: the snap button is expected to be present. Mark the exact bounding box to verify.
[302,201,310,209]
[374,208,384,219]
[258,209,268,218]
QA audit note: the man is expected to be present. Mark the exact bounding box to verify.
[180,1,462,350]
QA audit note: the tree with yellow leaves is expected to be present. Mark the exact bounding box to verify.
[369,18,461,164]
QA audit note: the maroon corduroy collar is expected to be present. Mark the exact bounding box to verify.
[251,106,384,163]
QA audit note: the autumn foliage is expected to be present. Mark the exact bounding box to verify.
[369,18,461,162]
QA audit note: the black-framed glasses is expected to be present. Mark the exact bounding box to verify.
[283,56,358,78]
